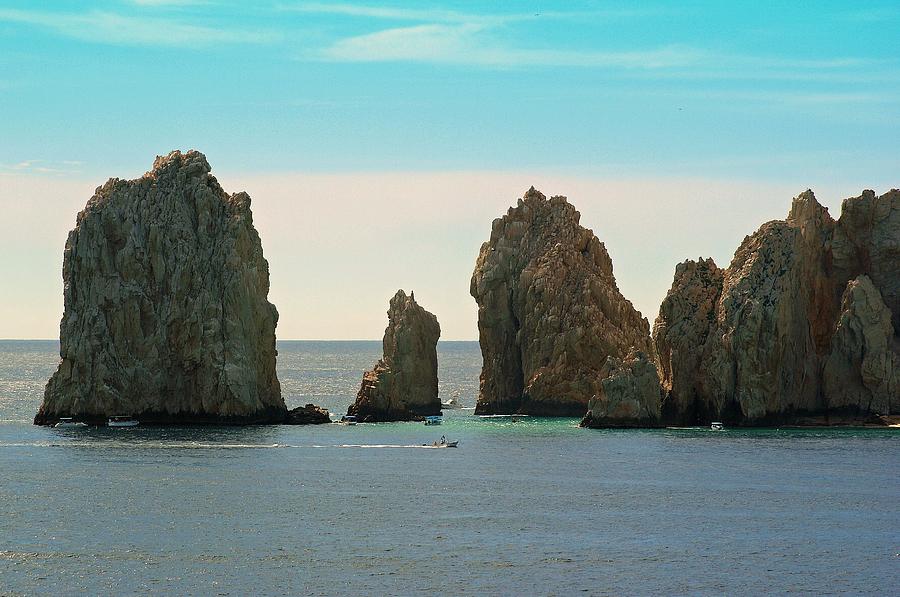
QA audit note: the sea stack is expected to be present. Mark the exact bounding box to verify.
[35,150,287,425]
[471,187,654,417]
[652,189,899,425]
[348,290,441,422]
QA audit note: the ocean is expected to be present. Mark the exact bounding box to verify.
[0,340,897,595]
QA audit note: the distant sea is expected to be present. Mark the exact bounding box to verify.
[1,340,897,595]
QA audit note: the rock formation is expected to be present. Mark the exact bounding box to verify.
[823,276,898,414]
[348,290,441,422]
[471,187,653,417]
[35,150,289,425]
[652,189,899,425]
[581,350,662,428]
[286,403,332,425]
[652,258,723,423]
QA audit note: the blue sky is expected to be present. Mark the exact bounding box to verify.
[0,1,898,339]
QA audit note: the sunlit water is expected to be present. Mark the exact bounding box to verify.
[1,340,897,595]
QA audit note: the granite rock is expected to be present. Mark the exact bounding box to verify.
[471,187,653,417]
[35,150,287,425]
[580,350,662,428]
[348,290,441,422]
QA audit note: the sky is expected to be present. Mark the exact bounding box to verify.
[0,1,898,340]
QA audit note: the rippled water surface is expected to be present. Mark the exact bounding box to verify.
[1,340,897,595]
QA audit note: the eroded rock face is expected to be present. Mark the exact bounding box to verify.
[471,187,653,417]
[348,290,441,422]
[35,150,286,425]
[581,350,662,428]
[653,189,899,425]
[652,258,723,423]
[824,275,898,414]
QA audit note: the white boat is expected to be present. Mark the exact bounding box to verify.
[107,416,139,428]
[424,438,458,448]
[710,421,725,430]
[339,415,357,425]
[424,415,443,426]
[54,417,87,429]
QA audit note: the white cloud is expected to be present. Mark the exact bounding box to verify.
[319,24,702,69]
[0,159,83,175]
[0,8,278,47]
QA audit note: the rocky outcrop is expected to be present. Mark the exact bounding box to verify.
[652,189,899,426]
[652,258,723,423]
[286,404,332,425]
[35,150,288,425]
[823,276,898,414]
[581,350,662,428]
[471,187,653,417]
[348,290,441,422]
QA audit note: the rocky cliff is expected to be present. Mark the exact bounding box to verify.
[35,150,287,425]
[652,189,898,425]
[348,290,441,422]
[471,187,653,417]
[581,350,662,428]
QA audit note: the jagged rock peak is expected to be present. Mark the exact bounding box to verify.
[652,257,723,424]
[471,187,652,417]
[348,290,441,422]
[35,150,287,425]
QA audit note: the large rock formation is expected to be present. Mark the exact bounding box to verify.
[35,150,288,425]
[348,290,441,422]
[652,189,899,425]
[471,187,653,417]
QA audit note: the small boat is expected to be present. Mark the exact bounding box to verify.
[424,415,443,426]
[339,415,357,425]
[107,416,139,428]
[424,438,458,448]
[54,417,87,429]
[441,394,463,409]
[710,421,725,431]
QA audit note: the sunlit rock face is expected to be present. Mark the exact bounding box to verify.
[581,350,663,428]
[35,150,286,425]
[653,189,899,425]
[471,187,654,417]
[348,290,441,422]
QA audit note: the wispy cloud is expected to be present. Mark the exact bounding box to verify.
[0,8,278,47]
[0,159,84,175]
[279,2,657,25]
[318,24,702,69]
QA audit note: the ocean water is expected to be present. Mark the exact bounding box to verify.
[0,340,897,595]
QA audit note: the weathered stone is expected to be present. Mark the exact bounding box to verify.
[653,188,899,425]
[832,189,900,330]
[286,403,332,425]
[35,150,288,425]
[652,258,723,424]
[471,187,653,416]
[348,290,441,422]
[824,275,898,415]
[580,350,662,428]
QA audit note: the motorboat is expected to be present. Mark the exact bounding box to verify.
[425,438,458,448]
[710,421,725,431]
[339,415,357,425]
[53,417,88,429]
[441,394,463,409]
[107,416,139,428]
[424,415,443,426]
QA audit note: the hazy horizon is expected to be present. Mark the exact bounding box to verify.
[2,1,897,340]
